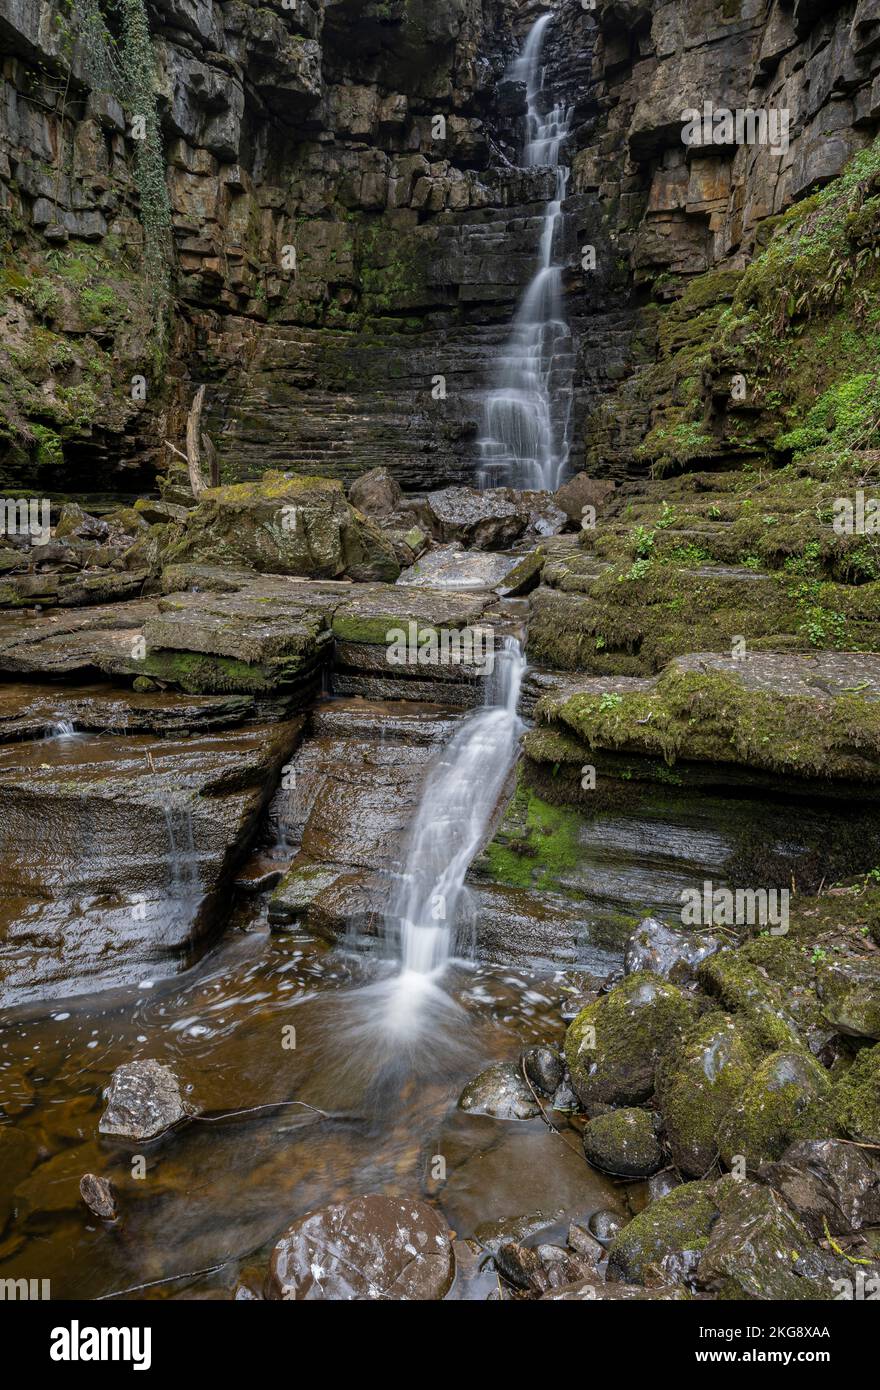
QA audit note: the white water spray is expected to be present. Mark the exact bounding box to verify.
[383,637,526,1032]
[478,13,574,492]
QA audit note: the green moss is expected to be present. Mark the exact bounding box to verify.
[483,778,582,890]
[138,648,302,695]
[832,1043,880,1142]
[606,1179,721,1284]
[542,665,880,781]
[565,972,702,1106]
[657,1013,761,1176]
[716,1048,833,1169]
[29,423,64,466]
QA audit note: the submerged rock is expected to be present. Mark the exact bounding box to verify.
[565,972,702,1107]
[267,1195,454,1300]
[582,1108,663,1178]
[79,1173,118,1221]
[759,1138,880,1238]
[99,1060,195,1142]
[625,916,721,984]
[542,1281,688,1300]
[457,1062,541,1121]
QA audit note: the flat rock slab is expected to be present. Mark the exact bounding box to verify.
[0,681,260,740]
[398,544,519,590]
[267,1195,454,1300]
[673,651,880,700]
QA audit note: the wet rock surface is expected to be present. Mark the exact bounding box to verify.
[99,1060,195,1143]
[458,1062,541,1121]
[625,917,721,985]
[582,1107,663,1178]
[267,1195,454,1300]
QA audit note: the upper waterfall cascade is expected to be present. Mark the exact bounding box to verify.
[478,13,575,493]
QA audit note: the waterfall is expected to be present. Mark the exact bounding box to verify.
[383,637,526,1027]
[163,803,200,919]
[478,13,574,492]
[45,719,76,739]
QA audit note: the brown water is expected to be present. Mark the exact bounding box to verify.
[0,895,622,1300]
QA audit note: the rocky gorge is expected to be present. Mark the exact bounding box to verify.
[0,0,880,1317]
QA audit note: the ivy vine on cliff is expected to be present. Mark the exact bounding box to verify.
[76,0,173,339]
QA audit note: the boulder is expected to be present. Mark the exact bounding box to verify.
[98,1060,195,1142]
[267,1195,454,1300]
[607,1179,721,1286]
[716,1048,833,1170]
[163,473,400,581]
[695,1179,848,1301]
[457,1061,541,1121]
[657,1014,759,1176]
[554,473,616,525]
[348,467,401,517]
[582,1107,663,1178]
[759,1138,880,1239]
[424,487,528,550]
[565,972,702,1107]
[817,956,880,1039]
[625,916,722,984]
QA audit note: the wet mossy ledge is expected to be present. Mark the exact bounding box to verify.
[532,652,880,786]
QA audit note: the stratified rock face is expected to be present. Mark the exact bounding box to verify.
[99,1060,194,1142]
[0,0,618,495]
[267,1194,454,1300]
[0,682,305,1003]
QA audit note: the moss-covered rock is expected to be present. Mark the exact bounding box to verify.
[565,972,702,1107]
[695,1178,846,1301]
[582,1107,663,1177]
[606,1179,721,1285]
[657,1013,761,1177]
[832,1044,880,1143]
[163,472,399,581]
[716,1049,833,1171]
[817,956,880,1039]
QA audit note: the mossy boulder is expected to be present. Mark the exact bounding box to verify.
[163,472,400,581]
[565,972,702,1107]
[832,1043,880,1143]
[716,1048,833,1171]
[695,1178,846,1301]
[817,956,880,1039]
[697,949,802,1050]
[606,1179,721,1286]
[582,1107,663,1177]
[657,1013,761,1176]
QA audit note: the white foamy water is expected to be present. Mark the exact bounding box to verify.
[382,637,526,1032]
[478,13,574,492]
